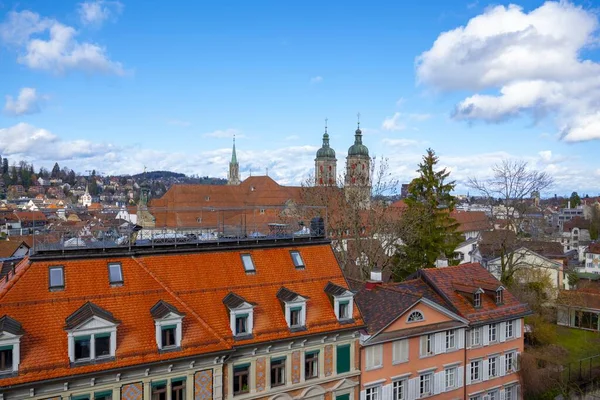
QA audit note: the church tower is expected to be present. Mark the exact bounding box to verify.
[315,119,337,186]
[345,115,371,208]
[228,137,241,185]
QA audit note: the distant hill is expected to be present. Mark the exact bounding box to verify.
[130,170,227,185]
[132,170,186,180]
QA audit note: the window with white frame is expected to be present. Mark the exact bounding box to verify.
[445,330,456,350]
[240,254,256,273]
[505,351,517,373]
[505,385,516,400]
[66,303,118,363]
[365,344,383,370]
[496,288,504,304]
[365,385,381,400]
[108,262,123,285]
[419,373,433,397]
[488,389,499,400]
[392,379,406,400]
[505,320,515,339]
[445,367,456,390]
[290,251,305,268]
[470,360,481,382]
[392,339,409,364]
[151,300,184,350]
[489,323,497,342]
[223,293,255,338]
[407,311,424,322]
[49,266,64,290]
[277,288,308,330]
[420,334,434,357]
[470,327,481,347]
[488,356,498,378]
[473,292,481,308]
[0,316,23,374]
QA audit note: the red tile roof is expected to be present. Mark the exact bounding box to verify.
[588,242,600,254]
[0,241,362,386]
[450,211,491,233]
[0,240,29,258]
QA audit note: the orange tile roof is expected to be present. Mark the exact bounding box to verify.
[420,263,531,324]
[0,241,362,386]
[450,211,491,233]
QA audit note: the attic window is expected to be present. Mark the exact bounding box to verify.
[197,217,202,223]
[205,196,210,201]
[407,311,424,323]
[108,263,123,285]
[49,266,64,290]
[474,292,482,308]
[290,251,305,269]
[496,288,504,305]
[150,300,185,351]
[241,254,255,273]
[260,208,265,215]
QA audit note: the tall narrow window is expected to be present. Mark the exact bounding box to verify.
[489,323,497,342]
[290,307,302,327]
[161,325,176,348]
[473,292,481,308]
[235,314,248,336]
[74,336,91,361]
[152,381,167,400]
[241,254,255,273]
[419,373,432,397]
[270,357,286,387]
[445,367,456,389]
[49,266,64,290]
[505,320,514,339]
[172,378,186,400]
[305,350,319,379]
[95,333,111,358]
[489,356,497,378]
[496,289,503,304]
[445,330,456,350]
[108,263,123,284]
[470,360,481,382]
[365,386,380,400]
[290,251,305,268]
[392,380,405,400]
[336,344,351,374]
[338,301,350,320]
[233,364,250,395]
[0,346,13,372]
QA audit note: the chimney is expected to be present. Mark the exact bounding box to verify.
[366,267,383,290]
[568,200,571,209]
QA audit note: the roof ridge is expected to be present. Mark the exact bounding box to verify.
[0,257,31,301]
[130,256,228,346]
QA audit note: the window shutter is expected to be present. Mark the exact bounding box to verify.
[458,329,465,349]
[466,363,471,385]
[419,335,426,357]
[366,346,373,369]
[434,332,444,354]
[336,344,351,374]
[375,345,383,367]
[516,319,522,338]
[516,351,521,371]
[499,388,505,400]
[483,325,490,346]
[408,378,417,400]
[401,339,409,362]
[434,371,443,394]
[457,366,464,387]
[381,384,391,400]
[483,359,489,381]
[466,329,471,349]
[499,355,506,376]
[516,384,521,400]
[360,390,366,400]
[499,322,506,342]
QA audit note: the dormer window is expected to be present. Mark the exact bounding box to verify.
[223,292,255,338]
[108,262,123,285]
[49,266,64,290]
[324,282,354,322]
[65,302,119,363]
[241,254,255,273]
[474,292,482,308]
[496,288,504,305]
[277,287,307,330]
[150,300,185,351]
[0,315,24,375]
[290,251,305,269]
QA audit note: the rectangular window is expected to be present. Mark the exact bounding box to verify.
[233,364,250,395]
[161,325,176,348]
[488,390,499,400]
[290,251,305,268]
[505,386,514,400]
[0,346,13,371]
[445,329,456,350]
[72,395,91,400]
[420,334,434,357]
[366,345,383,369]
[290,307,302,327]
[419,373,432,397]
[471,328,481,346]
[152,381,167,400]
[336,344,351,374]
[489,323,497,342]
[506,320,514,339]
[489,356,497,378]
[241,254,255,272]
[172,378,186,400]
[470,360,481,382]
[305,351,319,379]
[108,262,123,284]
[445,367,456,389]
[95,333,111,358]
[392,380,405,400]
[496,289,503,304]
[338,301,350,320]
[49,266,64,289]
[506,351,516,373]
[235,315,248,335]
[474,292,481,308]
[94,391,112,400]
[74,335,91,361]
[365,386,380,400]
[270,357,286,387]
[392,339,409,363]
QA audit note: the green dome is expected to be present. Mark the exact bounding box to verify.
[316,133,336,159]
[348,127,369,157]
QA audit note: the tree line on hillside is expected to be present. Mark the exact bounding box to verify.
[0,157,78,188]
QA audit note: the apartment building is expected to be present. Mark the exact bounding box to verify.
[0,235,363,400]
[351,264,530,400]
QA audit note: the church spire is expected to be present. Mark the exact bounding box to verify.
[231,135,238,164]
[228,135,241,185]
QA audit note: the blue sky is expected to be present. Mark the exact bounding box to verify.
[0,0,599,195]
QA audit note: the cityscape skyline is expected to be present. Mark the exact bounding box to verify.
[1,0,599,195]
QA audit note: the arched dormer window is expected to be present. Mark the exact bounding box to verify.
[407,311,424,323]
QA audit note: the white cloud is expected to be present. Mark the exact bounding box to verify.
[202,128,245,139]
[78,1,123,26]
[310,76,323,84]
[0,10,125,75]
[382,112,406,131]
[416,1,600,142]
[4,87,46,116]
